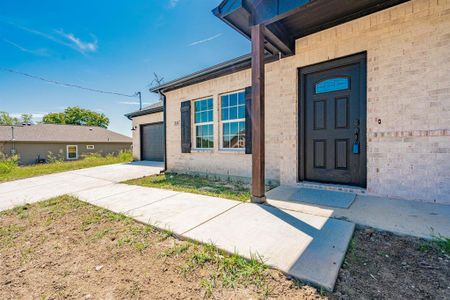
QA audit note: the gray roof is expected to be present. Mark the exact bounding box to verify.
[149,53,277,94]
[125,101,163,119]
[0,124,132,143]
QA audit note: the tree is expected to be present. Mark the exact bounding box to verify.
[42,112,66,125]
[42,107,109,128]
[0,112,33,125]
[21,113,33,124]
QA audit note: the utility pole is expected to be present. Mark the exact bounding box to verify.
[137,92,142,110]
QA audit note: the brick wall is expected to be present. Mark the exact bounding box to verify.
[164,0,450,204]
[131,112,163,160]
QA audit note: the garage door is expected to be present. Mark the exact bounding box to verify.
[141,123,164,161]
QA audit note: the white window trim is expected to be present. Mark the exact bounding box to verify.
[66,145,78,160]
[86,145,95,150]
[219,90,246,151]
[192,97,214,151]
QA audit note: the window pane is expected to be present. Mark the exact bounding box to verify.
[230,122,238,135]
[223,123,229,135]
[200,100,206,111]
[207,98,213,110]
[238,92,245,105]
[206,110,213,122]
[238,106,245,119]
[230,93,237,106]
[222,95,229,108]
[315,77,349,94]
[223,136,230,148]
[208,124,213,136]
[221,108,229,121]
[239,121,245,133]
[229,107,237,120]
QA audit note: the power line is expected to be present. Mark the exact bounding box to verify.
[0,67,139,98]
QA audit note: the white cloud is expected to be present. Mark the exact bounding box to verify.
[3,39,50,56]
[118,101,150,105]
[55,30,98,53]
[3,21,98,54]
[188,33,222,46]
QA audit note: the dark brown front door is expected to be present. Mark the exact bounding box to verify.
[299,53,367,187]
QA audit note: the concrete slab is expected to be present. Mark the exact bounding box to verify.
[267,185,450,239]
[127,192,240,233]
[184,203,354,291]
[0,162,163,212]
[290,188,356,209]
[70,162,163,182]
[72,183,140,203]
[91,187,180,213]
[0,175,113,211]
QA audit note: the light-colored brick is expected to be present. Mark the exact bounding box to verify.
[162,0,450,204]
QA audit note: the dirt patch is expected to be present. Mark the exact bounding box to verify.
[0,196,318,299]
[333,229,450,299]
[0,196,449,299]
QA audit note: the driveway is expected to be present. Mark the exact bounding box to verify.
[0,161,163,211]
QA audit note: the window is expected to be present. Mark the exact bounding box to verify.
[194,98,214,149]
[86,145,95,150]
[66,145,78,160]
[315,77,349,94]
[221,91,246,149]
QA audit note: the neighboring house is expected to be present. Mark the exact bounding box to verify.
[125,101,164,162]
[130,0,450,204]
[0,124,132,165]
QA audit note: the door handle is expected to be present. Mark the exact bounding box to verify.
[353,119,360,154]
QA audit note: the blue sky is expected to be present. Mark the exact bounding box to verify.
[0,0,249,136]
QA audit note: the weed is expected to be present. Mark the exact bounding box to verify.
[160,229,175,240]
[20,247,33,261]
[133,241,149,252]
[0,224,25,247]
[201,277,216,298]
[124,173,260,202]
[185,243,268,296]
[431,234,450,255]
[12,204,30,219]
[418,242,431,252]
[91,228,111,240]
[116,236,149,252]
[159,243,190,258]
[0,153,19,174]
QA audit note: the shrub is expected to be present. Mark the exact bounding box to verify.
[82,152,102,162]
[0,153,19,174]
[118,150,133,162]
[47,151,64,163]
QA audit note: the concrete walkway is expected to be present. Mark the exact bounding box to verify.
[71,184,354,291]
[0,161,164,211]
[267,185,450,239]
[0,163,354,291]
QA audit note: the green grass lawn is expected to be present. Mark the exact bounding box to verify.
[0,151,132,183]
[125,173,276,202]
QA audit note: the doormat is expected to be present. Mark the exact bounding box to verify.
[289,188,356,209]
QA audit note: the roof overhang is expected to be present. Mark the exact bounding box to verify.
[213,0,410,56]
[125,105,163,119]
[149,53,277,94]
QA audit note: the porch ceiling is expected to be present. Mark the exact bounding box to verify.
[213,0,410,56]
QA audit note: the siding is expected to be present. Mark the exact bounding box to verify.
[1,142,131,165]
[131,112,164,160]
[164,0,450,204]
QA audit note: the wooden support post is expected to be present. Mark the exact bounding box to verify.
[251,24,266,203]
